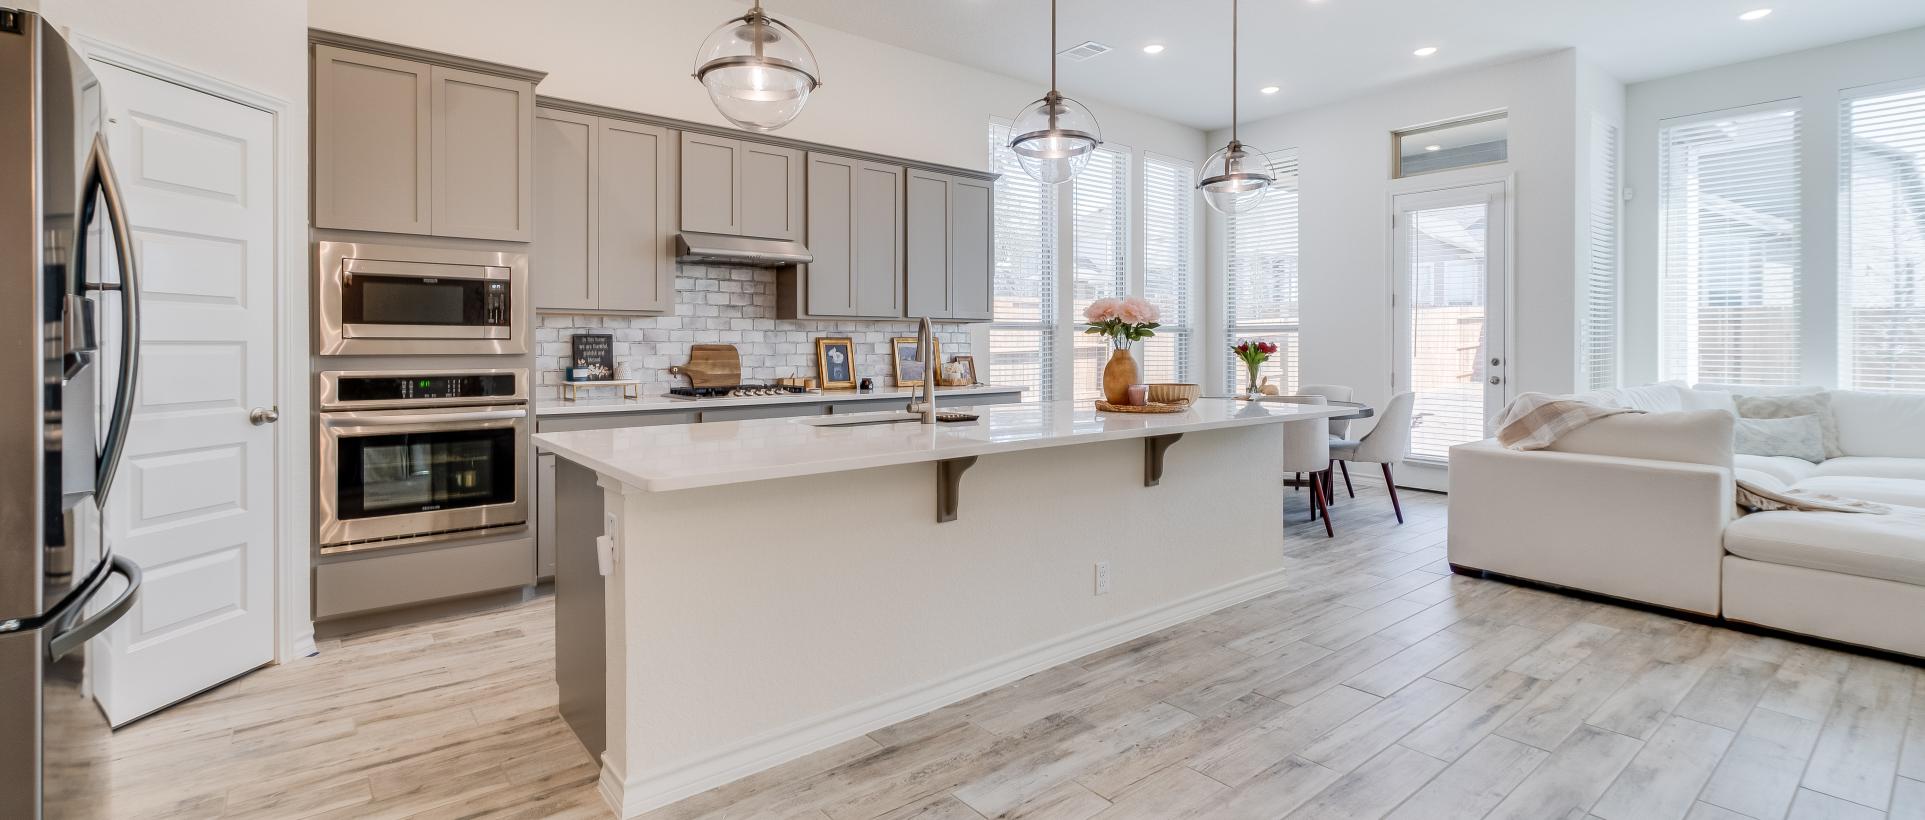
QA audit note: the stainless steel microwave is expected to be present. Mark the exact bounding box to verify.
[317,240,529,356]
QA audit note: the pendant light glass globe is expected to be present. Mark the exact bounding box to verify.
[1199,140,1273,215]
[1009,92,1102,185]
[693,4,821,132]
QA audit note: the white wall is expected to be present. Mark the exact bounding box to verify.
[1622,26,1925,386]
[1205,49,1596,418]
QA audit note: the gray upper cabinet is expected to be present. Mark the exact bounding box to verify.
[679,133,804,241]
[534,105,676,313]
[430,65,534,241]
[312,45,432,235]
[792,153,901,319]
[906,169,994,321]
[312,38,538,241]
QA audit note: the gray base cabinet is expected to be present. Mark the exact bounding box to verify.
[906,169,994,321]
[534,106,677,313]
[680,133,804,241]
[782,153,903,319]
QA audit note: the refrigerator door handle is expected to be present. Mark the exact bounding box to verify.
[47,554,140,661]
[79,132,141,502]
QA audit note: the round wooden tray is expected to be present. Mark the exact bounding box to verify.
[1095,400,1191,414]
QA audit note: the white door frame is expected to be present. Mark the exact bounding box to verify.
[1386,176,1515,490]
[76,35,314,663]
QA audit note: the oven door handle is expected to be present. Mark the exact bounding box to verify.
[321,408,527,427]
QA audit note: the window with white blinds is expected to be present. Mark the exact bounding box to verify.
[1224,153,1302,394]
[1583,118,1621,391]
[1840,83,1925,394]
[1071,146,1130,402]
[1141,154,1194,383]
[987,122,1058,401]
[1659,107,1804,387]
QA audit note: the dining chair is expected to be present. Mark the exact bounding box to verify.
[1297,383,1356,493]
[1266,395,1335,537]
[1330,391,1415,524]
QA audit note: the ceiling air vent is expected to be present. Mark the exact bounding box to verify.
[1059,41,1111,62]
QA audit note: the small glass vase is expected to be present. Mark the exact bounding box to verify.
[1244,363,1265,401]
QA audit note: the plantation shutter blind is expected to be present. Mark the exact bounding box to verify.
[1224,152,1302,393]
[1583,119,1621,391]
[1141,155,1193,383]
[1659,107,1804,387]
[987,122,1058,401]
[1841,84,1925,393]
[1071,146,1129,402]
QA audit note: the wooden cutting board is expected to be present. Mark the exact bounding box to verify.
[669,344,742,387]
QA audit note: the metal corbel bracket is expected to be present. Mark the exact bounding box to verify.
[1144,434,1184,486]
[936,456,978,523]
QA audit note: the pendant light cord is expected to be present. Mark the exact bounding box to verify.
[1230,0,1239,144]
[1050,0,1058,93]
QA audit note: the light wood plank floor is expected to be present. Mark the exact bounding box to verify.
[89,482,1924,819]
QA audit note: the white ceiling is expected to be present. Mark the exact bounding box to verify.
[754,0,1925,130]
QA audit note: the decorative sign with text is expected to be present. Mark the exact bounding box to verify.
[570,333,615,381]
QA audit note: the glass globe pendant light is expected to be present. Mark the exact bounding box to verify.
[1008,0,1102,185]
[1199,0,1273,214]
[693,1,822,132]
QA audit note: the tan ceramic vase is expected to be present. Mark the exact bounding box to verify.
[1102,347,1139,404]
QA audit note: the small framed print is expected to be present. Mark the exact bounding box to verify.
[569,333,615,381]
[891,336,941,387]
[814,337,857,389]
[944,355,977,386]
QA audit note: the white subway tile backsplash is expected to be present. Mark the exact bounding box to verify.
[535,265,970,400]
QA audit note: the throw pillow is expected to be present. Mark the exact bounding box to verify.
[1734,414,1827,463]
[1734,391,1842,458]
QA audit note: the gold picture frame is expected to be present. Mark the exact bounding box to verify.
[891,336,941,387]
[814,337,857,389]
[939,355,976,387]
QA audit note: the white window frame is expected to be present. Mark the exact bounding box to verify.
[1838,77,1925,394]
[1582,116,1623,391]
[1140,151,1197,384]
[1222,151,1302,395]
[986,118,1060,401]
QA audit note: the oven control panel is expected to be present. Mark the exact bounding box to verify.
[321,369,527,409]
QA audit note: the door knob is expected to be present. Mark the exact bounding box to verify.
[249,407,280,426]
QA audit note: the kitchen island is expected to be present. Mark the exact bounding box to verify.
[534,398,1348,817]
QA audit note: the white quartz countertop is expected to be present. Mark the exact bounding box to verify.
[533,398,1348,492]
[535,384,1024,417]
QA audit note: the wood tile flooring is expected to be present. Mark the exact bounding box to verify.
[91,482,1925,819]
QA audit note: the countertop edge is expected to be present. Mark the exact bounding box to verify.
[535,404,1349,493]
[534,385,1025,417]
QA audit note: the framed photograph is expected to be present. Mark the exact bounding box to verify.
[945,355,977,386]
[814,337,857,389]
[569,333,615,381]
[891,336,941,387]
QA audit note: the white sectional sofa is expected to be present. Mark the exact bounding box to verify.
[1448,382,1925,659]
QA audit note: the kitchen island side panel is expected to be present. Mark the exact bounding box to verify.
[553,458,607,757]
[593,422,1286,813]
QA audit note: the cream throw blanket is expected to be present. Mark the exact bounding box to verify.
[1495,392,1887,515]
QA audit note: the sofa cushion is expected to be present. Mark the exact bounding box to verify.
[1829,390,1925,458]
[1734,415,1827,463]
[1725,504,1925,586]
[1809,456,1925,481]
[1790,476,1925,508]
[1545,409,1735,468]
[1581,381,1735,415]
[1733,454,1819,484]
[1734,392,1842,458]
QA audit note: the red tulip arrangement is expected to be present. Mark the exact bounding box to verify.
[1233,340,1278,397]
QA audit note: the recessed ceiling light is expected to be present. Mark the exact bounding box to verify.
[1739,8,1772,20]
[1142,43,1165,54]
[1260,85,1280,94]
[1413,46,1439,57]
[1425,144,1442,152]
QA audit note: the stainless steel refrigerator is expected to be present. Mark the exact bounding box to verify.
[0,8,145,818]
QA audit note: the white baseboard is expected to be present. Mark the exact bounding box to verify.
[600,566,1292,817]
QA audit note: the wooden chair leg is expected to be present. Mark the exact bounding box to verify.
[1338,460,1354,497]
[1381,463,1404,524]
[1294,472,1302,492]
[1311,472,1335,537]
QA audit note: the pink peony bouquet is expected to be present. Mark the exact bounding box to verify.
[1082,296,1161,349]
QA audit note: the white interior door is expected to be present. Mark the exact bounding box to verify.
[1391,181,1509,491]
[90,61,277,726]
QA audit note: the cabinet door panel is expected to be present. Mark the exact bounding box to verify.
[430,65,534,240]
[680,132,740,235]
[598,120,675,312]
[853,161,905,317]
[532,107,597,311]
[947,176,994,320]
[905,170,951,319]
[312,45,431,234]
[804,154,856,316]
[739,142,804,240]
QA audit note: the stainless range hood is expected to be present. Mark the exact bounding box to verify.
[675,232,812,267]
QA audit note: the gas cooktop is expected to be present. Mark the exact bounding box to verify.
[667,384,812,400]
